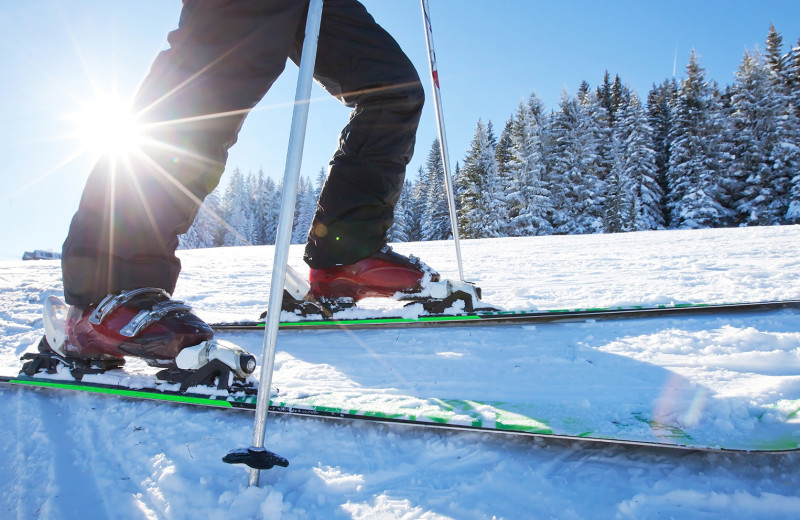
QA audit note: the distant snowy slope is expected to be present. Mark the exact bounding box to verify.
[1,226,800,519]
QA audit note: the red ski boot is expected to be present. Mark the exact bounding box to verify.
[62,288,213,366]
[309,246,440,303]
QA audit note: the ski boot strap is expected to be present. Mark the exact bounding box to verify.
[89,288,172,325]
[121,300,194,337]
[88,288,193,337]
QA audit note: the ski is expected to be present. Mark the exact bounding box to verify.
[3,372,798,453]
[212,299,800,331]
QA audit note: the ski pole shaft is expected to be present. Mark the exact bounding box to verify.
[420,0,465,282]
[249,0,324,487]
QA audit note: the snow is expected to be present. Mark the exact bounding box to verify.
[2,225,800,519]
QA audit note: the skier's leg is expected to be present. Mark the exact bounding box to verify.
[61,0,308,307]
[52,1,310,374]
[299,0,425,269]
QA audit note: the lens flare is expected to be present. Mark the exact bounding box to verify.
[68,94,142,159]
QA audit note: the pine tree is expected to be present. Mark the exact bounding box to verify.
[601,78,635,233]
[220,168,255,246]
[585,83,614,187]
[786,38,800,222]
[387,179,415,242]
[787,38,800,117]
[247,170,268,245]
[761,28,800,224]
[724,28,800,227]
[611,74,628,122]
[259,176,280,245]
[178,188,224,249]
[408,171,427,242]
[550,90,606,234]
[420,139,452,241]
[506,93,553,236]
[666,51,729,228]
[457,120,504,238]
[598,71,614,123]
[495,118,515,227]
[604,131,629,232]
[619,93,663,230]
[710,84,739,226]
[647,79,678,226]
[729,50,782,224]
[765,24,787,87]
[288,176,311,244]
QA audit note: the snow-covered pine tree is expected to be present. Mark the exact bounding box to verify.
[788,39,800,222]
[611,75,627,122]
[314,167,326,201]
[713,84,743,227]
[762,27,800,224]
[765,24,789,88]
[220,167,255,246]
[729,49,785,225]
[495,118,515,233]
[549,90,606,234]
[387,179,415,242]
[291,176,316,244]
[666,50,729,229]
[178,188,224,249]
[622,93,663,231]
[787,38,800,118]
[605,80,637,233]
[589,78,615,189]
[456,119,504,238]
[259,176,280,245]
[506,93,553,236]
[604,131,630,233]
[247,170,268,245]
[581,85,613,215]
[419,139,452,241]
[647,79,678,226]
[597,72,615,124]
[495,119,515,197]
[605,99,633,233]
[405,168,427,242]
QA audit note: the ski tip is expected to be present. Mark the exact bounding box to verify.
[222,446,289,470]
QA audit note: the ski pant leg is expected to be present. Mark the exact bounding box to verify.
[61,0,308,306]
[301,0,424,268]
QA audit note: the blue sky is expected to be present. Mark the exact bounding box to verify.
[1,0,798,261]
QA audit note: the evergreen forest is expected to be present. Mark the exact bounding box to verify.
[180,26,800,249]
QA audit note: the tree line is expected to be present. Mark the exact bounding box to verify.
[180,25,800,249]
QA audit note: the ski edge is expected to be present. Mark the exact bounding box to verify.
[2,374,798,455]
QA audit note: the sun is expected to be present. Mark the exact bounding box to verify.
[68,93,143,159]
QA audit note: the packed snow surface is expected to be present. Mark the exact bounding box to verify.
[2,226,800,519]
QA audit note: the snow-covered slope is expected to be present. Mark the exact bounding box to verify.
[2,226,800,519]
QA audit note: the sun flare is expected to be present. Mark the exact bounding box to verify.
[69,94,143,159]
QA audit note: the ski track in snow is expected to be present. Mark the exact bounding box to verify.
[2,226,800,519]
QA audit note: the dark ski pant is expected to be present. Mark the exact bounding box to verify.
[62,0,424,306]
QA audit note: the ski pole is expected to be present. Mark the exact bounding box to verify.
[222,0,324,487]
[420,0,465,282]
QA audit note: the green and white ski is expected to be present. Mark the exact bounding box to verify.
[2,372,798,453]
